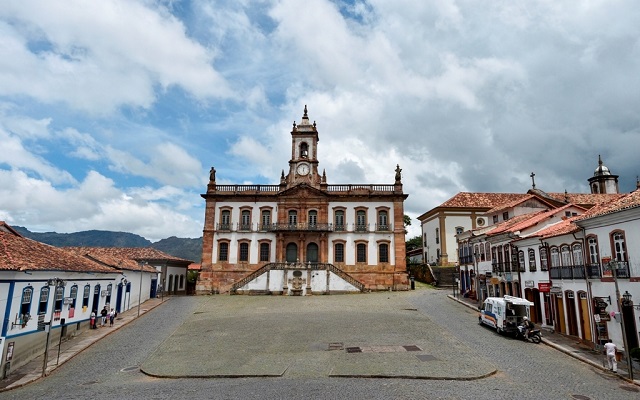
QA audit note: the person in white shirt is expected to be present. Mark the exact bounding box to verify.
[603,339,617,372]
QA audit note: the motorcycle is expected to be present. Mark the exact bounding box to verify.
[515,325,542,343]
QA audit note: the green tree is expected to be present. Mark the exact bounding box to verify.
[405,236,422,251]
[403,214,412,234]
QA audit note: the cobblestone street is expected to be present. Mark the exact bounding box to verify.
[2,288,638,400]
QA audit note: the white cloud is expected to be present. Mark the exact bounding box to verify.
[0,0,234,114]
[0,169,202,241]
[106,142,204,187]
[0,125,76,184]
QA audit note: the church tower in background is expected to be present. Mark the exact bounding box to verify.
[588,155,619,194]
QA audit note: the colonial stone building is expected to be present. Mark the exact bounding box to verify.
[197,107,408,295]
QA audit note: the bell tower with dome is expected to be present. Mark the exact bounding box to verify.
[588,155,619,194]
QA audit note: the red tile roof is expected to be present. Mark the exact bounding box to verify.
[482,194,560,214]
[0,227,115,273]
[65,247,190,272]
[546,192,624,206]
[439,192,528,209]
[188,263,201,270]
[533,217,581,239]
[486,212,543,236]
[575,189,640,221]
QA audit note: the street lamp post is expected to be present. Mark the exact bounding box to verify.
[42,277,65,377]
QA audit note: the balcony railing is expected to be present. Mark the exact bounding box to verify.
[266,223,334,232]
[355,224,368,232]
[586,264,602,279]
[375,224,392,232]
[459,255,474,265]
[550,264,596,280]
[605,261,630,278]
[216,222,395,233]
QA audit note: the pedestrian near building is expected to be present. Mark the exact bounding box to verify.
[109,308,115,327]
[90,310,96,329]
[604,339,617,373]
[101,306,108,327]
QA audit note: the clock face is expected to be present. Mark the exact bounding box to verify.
[297,163,310,176]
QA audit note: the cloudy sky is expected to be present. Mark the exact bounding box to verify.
[1,1,639,241]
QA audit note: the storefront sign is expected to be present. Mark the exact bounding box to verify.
[538,282,552,292]
[525,280,534,288]
[593,297,611,321]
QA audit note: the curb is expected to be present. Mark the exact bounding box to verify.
[446,295,639,387]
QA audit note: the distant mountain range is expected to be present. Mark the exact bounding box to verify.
[13,226,202,263]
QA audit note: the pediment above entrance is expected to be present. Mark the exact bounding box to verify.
[278,183,328,199]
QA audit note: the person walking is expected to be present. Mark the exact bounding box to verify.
[604,339,618,373]
[100,306,108,327]
[90,310,96,329]
[109,308,115,327]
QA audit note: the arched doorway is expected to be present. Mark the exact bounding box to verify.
[306,243,318,263]
[286,243,298,262]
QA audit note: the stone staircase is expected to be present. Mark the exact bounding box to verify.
[429,266,458,288]
[230,262,365,294]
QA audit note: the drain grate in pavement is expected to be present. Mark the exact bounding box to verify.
[82,381,100,385]
[120,366,139,372]
[416,354,437,362]
[570,395,591,400]
[344,345,422,353]
[328,342,344,351]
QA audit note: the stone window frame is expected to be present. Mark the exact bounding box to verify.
[238,239,251,263]
[355,207,368,232]
[239,206,253,232]
[333,239,346,264]
[219,207,232,231]
[355,240,368,264]
[377,239,391,264]
[259,206,273,231]
[375,206,390,231]
[288,209,298,226]
[333,207,346,231]
[218,239,230,262]
[308,209,318,226]
[259,239,272,262]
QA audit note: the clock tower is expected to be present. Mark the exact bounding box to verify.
[287,105,321,187]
